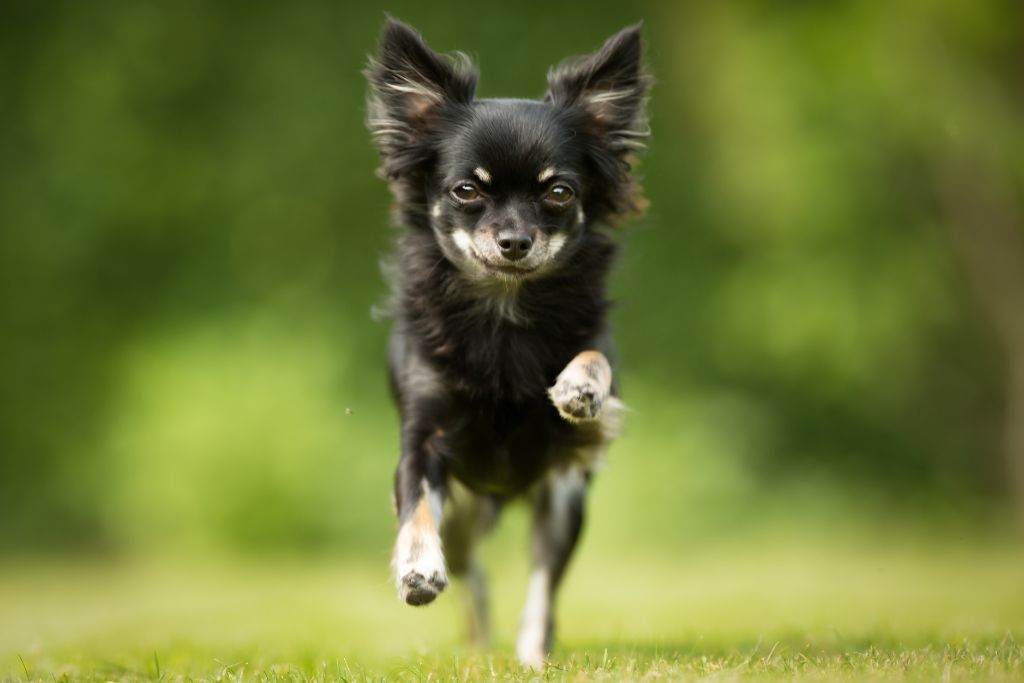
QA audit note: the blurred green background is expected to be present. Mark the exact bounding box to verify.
[2,0,1024,562]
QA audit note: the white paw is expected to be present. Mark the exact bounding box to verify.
[516,631,547,671]
[394,526,448,606]
[516,568,552,669]
[549,374,605,422]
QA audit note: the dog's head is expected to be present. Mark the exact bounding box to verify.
[366,19,650,283]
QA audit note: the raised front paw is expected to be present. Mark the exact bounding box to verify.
[548,374,605,422]
[549,350,612,423]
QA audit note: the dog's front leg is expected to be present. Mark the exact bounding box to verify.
[392,418,448,606]
[548,350,613,422]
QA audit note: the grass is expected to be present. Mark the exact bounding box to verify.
[9,641,1024,682]
[2,538,1023,681]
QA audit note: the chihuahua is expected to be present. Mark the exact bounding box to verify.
[365,18,650,668]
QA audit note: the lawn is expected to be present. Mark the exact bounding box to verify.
[2,538,1023,681]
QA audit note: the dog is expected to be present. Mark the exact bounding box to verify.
[364,18,650,668]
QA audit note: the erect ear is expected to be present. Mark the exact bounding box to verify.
[365,18,478,178]
[545,24,651,157]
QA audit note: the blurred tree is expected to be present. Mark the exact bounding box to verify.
[1,0,1022,553]
[936,151,1024,518]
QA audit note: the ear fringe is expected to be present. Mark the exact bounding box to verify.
[546,24,652,221]
[546,23,651,153]
[365,19,479,180]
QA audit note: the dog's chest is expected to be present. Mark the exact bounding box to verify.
[428,314,576,402]
[436,396,576,496]
[419,288,595,398]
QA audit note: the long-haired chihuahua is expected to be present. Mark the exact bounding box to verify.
[365,18,650,668]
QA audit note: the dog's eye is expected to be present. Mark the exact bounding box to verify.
[451,182,481,202]
[544,184,574,206]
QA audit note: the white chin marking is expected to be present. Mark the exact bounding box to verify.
[452,229,475,258]
[547,234,567,258]
[473,167,491,184]
[537,167,556,183]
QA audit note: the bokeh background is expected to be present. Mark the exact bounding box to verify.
[2,0,1023,573]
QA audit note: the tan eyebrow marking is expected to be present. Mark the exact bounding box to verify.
[537,167,556,183]
[473,167,492,184]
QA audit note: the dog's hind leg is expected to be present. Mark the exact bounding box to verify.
[440,483,501,646]
[516,465,590,669]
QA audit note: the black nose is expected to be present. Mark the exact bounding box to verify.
[495,229,533,261]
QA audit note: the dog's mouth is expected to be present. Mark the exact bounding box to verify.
[469,250,537,277]
[484,261,535,276]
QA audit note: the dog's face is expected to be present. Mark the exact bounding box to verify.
[366,20,649,284]
[427,100,590,281]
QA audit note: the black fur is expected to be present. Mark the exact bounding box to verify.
[366,18,649,628]
[390,228,616,501]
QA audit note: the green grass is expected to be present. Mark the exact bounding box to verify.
[2,540,1023,681]
[9,641,1024,683]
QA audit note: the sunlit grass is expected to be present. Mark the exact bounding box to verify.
[3,540,1022,681]
[10,641,1024,682]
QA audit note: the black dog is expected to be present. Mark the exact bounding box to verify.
[365,19,650,668]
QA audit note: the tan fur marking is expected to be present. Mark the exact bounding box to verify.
[413,492,436,531]
[571,351,612,391]
[394,479,447,604]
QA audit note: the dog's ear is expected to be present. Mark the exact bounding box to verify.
[365,19,478,178]
[546,24,651,157]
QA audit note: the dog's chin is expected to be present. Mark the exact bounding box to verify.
[479,260,536,277]
[464,250,540,283]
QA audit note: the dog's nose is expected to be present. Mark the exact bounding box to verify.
[495,229,533,261]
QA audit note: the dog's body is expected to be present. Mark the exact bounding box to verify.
[365,19,649,668]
